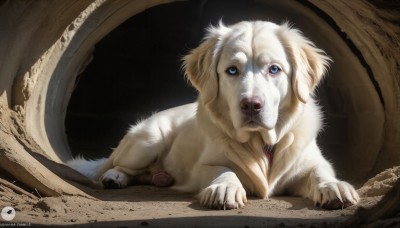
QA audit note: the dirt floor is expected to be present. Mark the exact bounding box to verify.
[3,166,400,228]
[0,184,381,228]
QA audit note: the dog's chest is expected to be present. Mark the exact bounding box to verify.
[263,145,275,165]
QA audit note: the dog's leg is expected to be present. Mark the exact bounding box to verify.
[305,166,359,210]
[99,132,167,189]
[288,152,360,210]
[196,166,247,210]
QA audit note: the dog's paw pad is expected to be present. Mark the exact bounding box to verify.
[152,171,174,187]
[102,178,121,189]
[314,181,359,210]
[198,183,247,210]
[100,169,129,189]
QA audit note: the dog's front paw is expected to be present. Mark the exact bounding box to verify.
[313,181,360,210]
[198,183,247,210]
[100,169,129,189]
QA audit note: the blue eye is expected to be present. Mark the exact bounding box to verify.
[226,66,239,76]
[269,65,281,75]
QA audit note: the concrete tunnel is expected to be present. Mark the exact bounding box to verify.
[0,0,399,204]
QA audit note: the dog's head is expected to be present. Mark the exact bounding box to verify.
[183,21,330,142]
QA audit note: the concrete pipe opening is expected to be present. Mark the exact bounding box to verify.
[63,0,384,186]
[1,0,399,226]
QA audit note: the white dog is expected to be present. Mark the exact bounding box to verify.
[67,21,359,210]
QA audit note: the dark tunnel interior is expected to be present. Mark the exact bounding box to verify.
[66,0,304,158]
[65,0,383,185]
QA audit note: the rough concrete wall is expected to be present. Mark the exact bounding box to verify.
[310,0,400,177]
[0,0,176,196]
[0,0,97,197]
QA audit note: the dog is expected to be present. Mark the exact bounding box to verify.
[67,21,360,210]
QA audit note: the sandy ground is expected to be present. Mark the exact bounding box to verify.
[1,166,398,227]
[0,184,380,228]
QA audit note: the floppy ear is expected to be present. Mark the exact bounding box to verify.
[182,23,230,105]
[278,23,331,103]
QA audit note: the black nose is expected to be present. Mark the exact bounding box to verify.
[240,97,264,115]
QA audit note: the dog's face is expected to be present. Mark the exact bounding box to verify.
[217,22,291,131]
[184,21,330,140]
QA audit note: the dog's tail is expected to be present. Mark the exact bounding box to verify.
[66,156,108,181]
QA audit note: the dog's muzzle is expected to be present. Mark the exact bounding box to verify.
[240,96,265,127]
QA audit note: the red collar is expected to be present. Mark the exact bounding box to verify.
[263,145,275,165]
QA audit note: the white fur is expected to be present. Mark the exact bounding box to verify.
[67,21,359,210]
[66,156,107,180]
